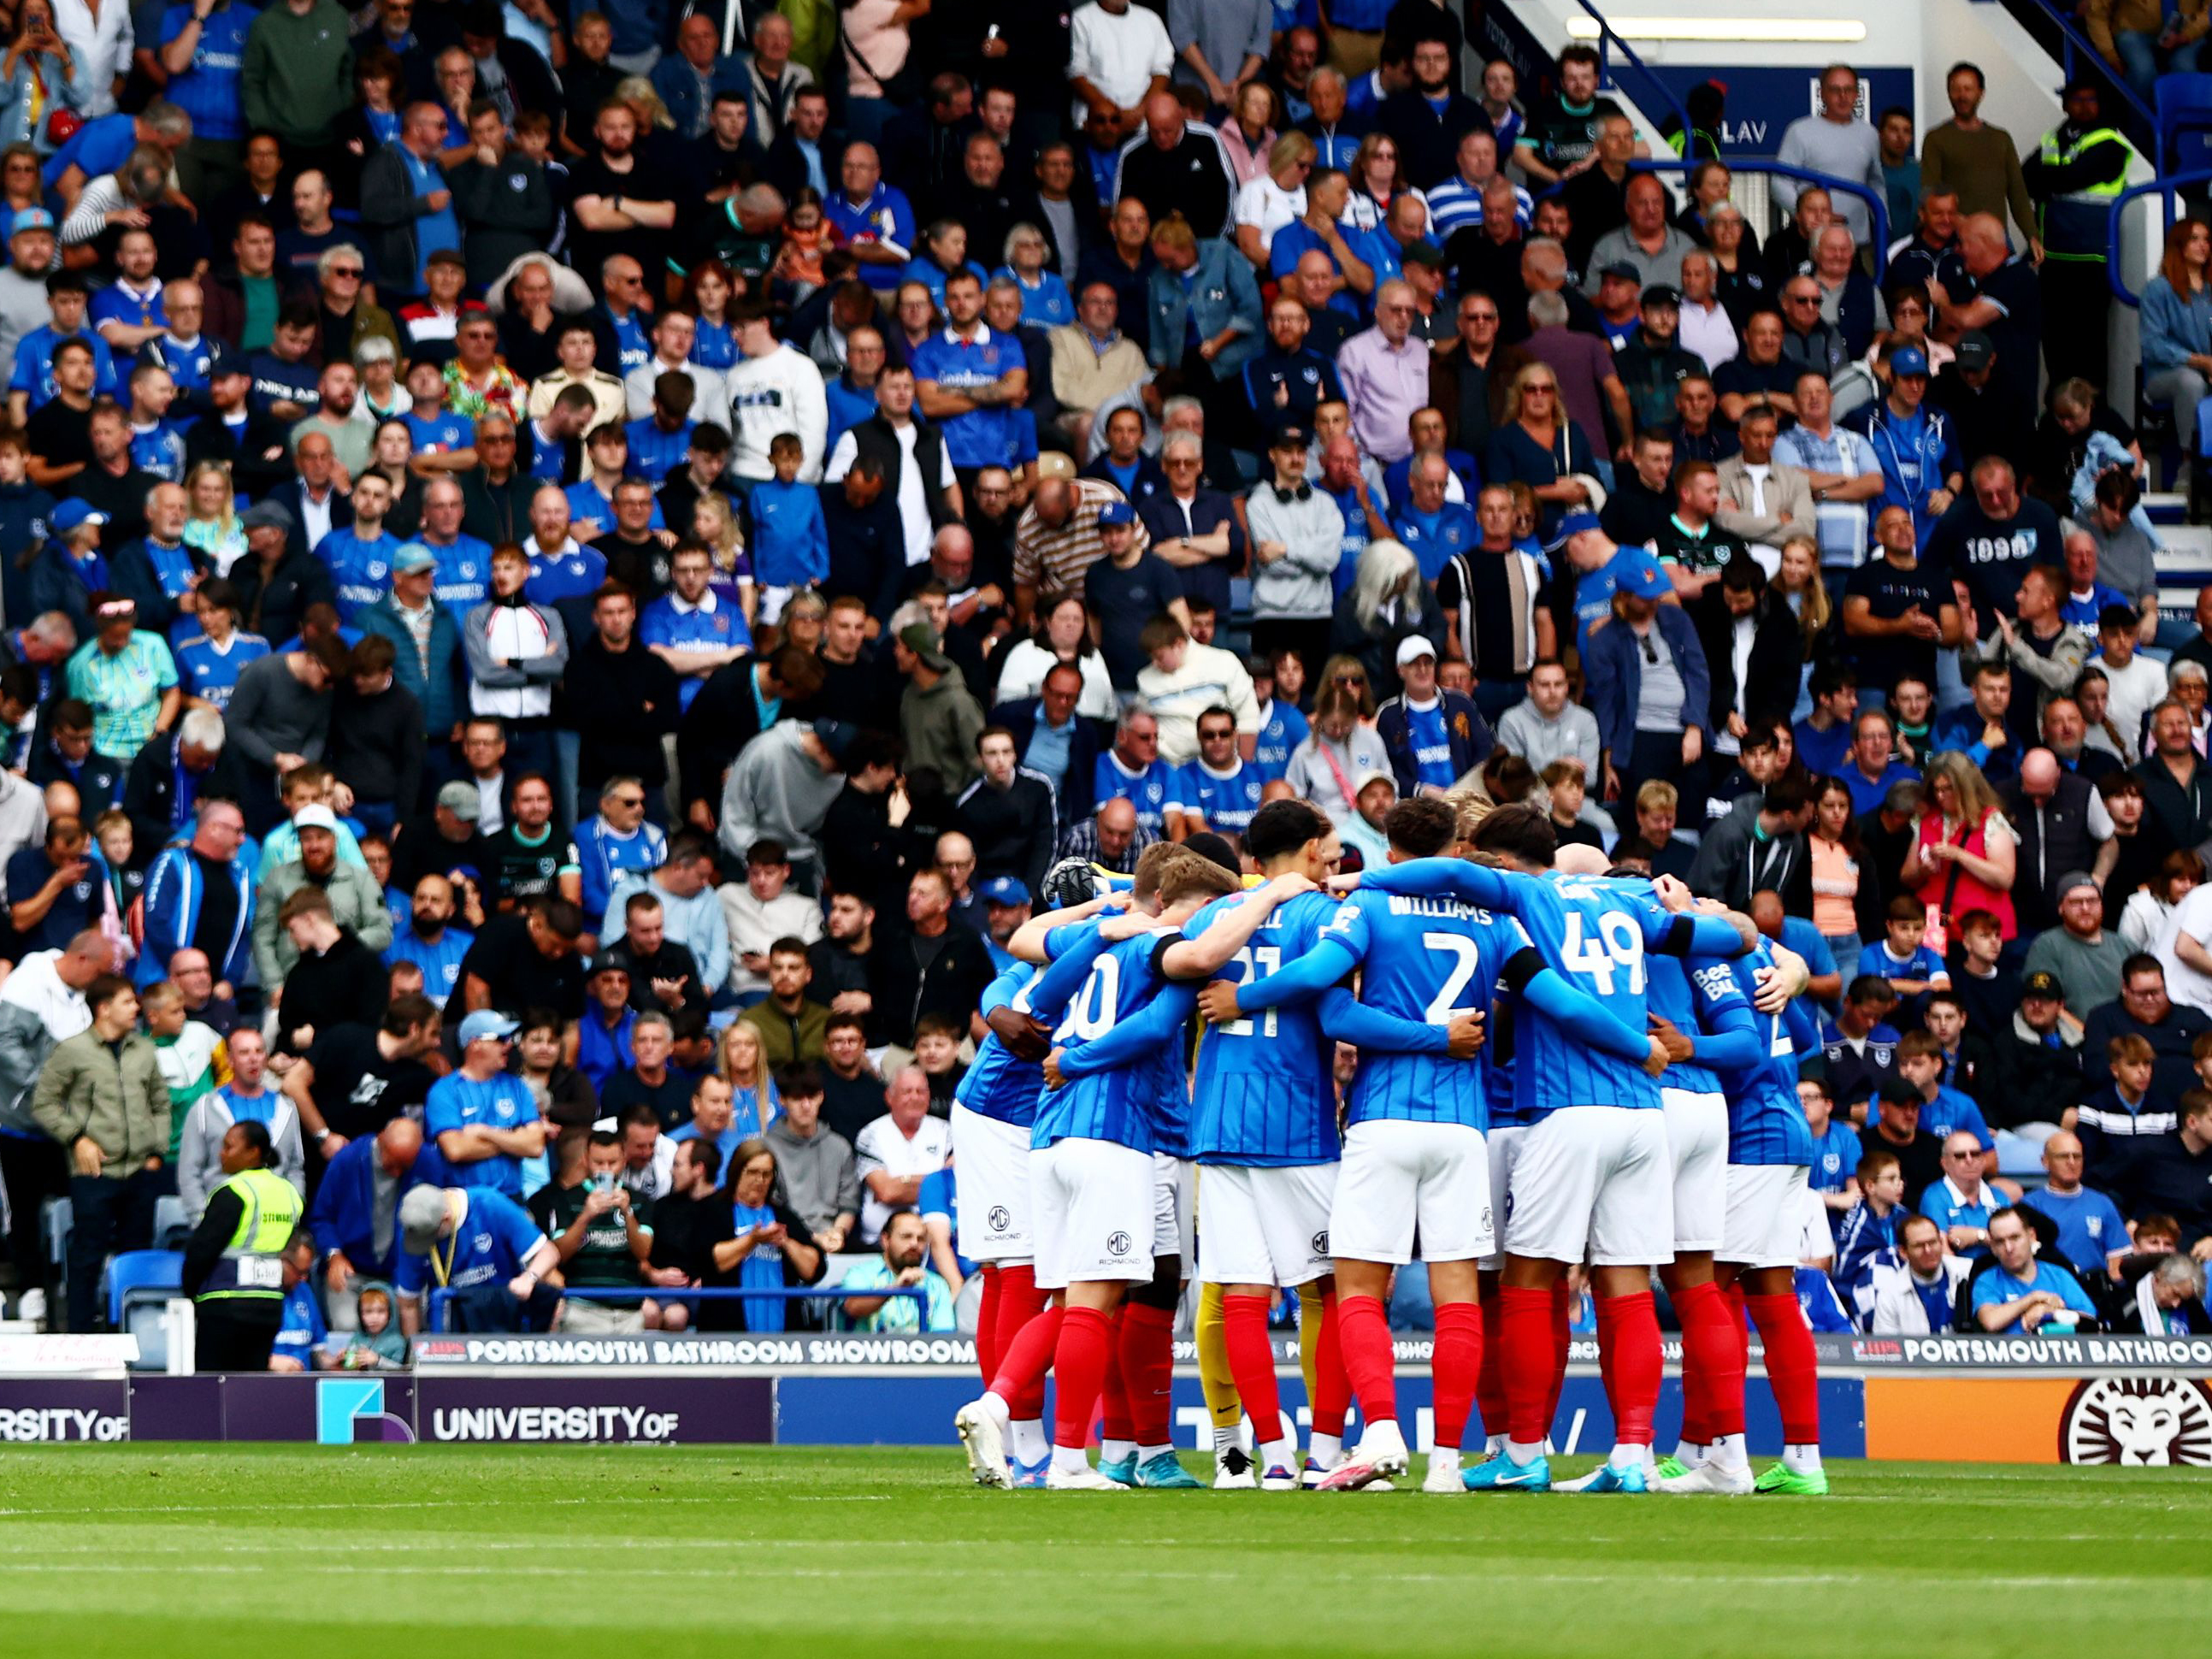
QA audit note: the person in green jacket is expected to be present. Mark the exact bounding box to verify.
[243,0,355,151]
[30,975,169,1333]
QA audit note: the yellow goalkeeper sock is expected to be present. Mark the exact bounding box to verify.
[1296,1280,1323,1407]
[1195,1281,1242,1440]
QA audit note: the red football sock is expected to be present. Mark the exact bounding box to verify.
[988,1303,1063,1408]
[1474,1296,1507,1441]
[1099,1307,1132,1442]
[1544,1279,1572,1431]
[1120,1302,1177,1447]
[1595,1290,1660,1446]
[1431,1302,1484,1452]
[1051,1305,1113,1450]
[1747,1293,1821,1445]
[976,1266,1002,1389]
[1499,1285,1556,1446]
[1312,1291,1349,1438]
[1335,1293,1397,1429]
[993,1265,1048,1418]
[1592,1293,1621,1424]
[1221,1293,1287,1446]
[1673,1279,1743,1444]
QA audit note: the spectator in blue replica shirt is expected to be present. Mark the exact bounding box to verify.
[1930,658,2024,784]
[1240,293,1346,435]
[825,142,917,295]
[745,432,831,605]
[1267,169,1375,319]
[575,774,667,924]
[424,1009,549,1198]
[416,478,494,611]
[1387,448,1478,583]
[107,481,206,643]
[9,274,118,419]
[307,1114,453,1322]
[578,957,638,1088]
[383,871,472,1009]
[1092,705,1177,835]
[393,1179,562,1335]
[1167,705,1265,844]
[911,268,1027,481]
[157,1,251,192]
[623,372,697,485]
[318,470,402,624]
[266,1225,327,1370]
[136,279,231,419]
[1802,1076,1861,1228]
[1375,634,1490,798]
[1837,708,1924,815]
[1972,1205,2100,1332]
[2023,1130,2131,1282]
[91,232,168,357]
[1081,404,1168,508]
[1833,1145,1908,1287]
[1249,648,1311,779]
[1919,1131,2003,1256]
[1862,348,1963,550]
[641,541,752,714]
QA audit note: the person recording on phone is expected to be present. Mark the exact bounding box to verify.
[527,1125,665,1333]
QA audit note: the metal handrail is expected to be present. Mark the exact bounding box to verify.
[2106,168,2212,304]
[1560,0,1696,147]
[2009,0,2158,140]
[1537,158,1891,280]
[429,1283,935,1332]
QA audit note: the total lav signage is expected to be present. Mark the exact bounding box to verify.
[1644,67,1916,158]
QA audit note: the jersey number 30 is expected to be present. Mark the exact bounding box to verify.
[1560,910,1645,995]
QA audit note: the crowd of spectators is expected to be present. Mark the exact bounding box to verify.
[0,2,2203,1352]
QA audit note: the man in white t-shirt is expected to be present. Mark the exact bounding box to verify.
[852,1066,953,1243]
[2155,882,2212,1015]
[1068,0,1176,142]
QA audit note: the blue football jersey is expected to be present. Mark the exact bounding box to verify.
[1360,862,1714,1121]
[1714,948,1817,1166]
[1094,751,1177,833]
[1031,931,1172,1154]
[1175,758,1265,837]
[1322,886,1529,1130]
[1646,955,1725,1097]
[954,961,1044,1130]
[1184,889,1342,1166]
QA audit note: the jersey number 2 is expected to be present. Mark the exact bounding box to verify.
[1420,932,1483,1021]
[1217,945,1281,1039]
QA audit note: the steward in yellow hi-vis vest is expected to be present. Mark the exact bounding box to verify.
[180,1120,304,1372]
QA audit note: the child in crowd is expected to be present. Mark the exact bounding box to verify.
[1541,757,1604,851]
[745,432,830,623]
[913,1012,967,1118]
[1833,1147,1907,1286]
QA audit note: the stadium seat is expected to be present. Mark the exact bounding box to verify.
[152,1196,191,1251]
[106,1249,185,1336]
[2156,73,2212,172]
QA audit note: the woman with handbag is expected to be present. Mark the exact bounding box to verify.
[1901,750,2017,950]
[0,2,79,156]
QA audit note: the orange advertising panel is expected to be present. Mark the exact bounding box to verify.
[1867,1375,2212,1465]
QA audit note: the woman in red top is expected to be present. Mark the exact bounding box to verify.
[1901,751,2017,941]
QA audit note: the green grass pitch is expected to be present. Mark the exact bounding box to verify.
[0,1447,2205,1657]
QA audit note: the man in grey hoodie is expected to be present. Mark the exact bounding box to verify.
[1494,659,1601,784]
[0,930,105,1323]
[717,720,854,894]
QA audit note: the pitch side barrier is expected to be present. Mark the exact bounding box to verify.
[3,1329,2207,1463]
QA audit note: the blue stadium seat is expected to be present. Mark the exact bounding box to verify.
[2158,74,2212,172]
[106,1249,184,1333]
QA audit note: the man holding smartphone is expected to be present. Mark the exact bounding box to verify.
[528,1125,663,1333]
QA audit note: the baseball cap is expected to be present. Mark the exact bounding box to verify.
[1395,635,1437,668]
[586,953,629,979]
[392,541,438,574]
[1891,345,1930,377]
[51,500,107,533]
[292,804,339,834]
[811,718,856,760]
[1639,283,1683,308]
[240,499,295,530]
[2021,970,2065,1001]
[1270,423,1311,450]
[1096,499,1135,526]
[1398,241,1444,269]
[978,875,1029,906]
[1615,558,1672,599]
[427,247,467,270]
[896,621,951,671]
[1544,510,1604,554]
[9,207,52,237]
[458,1009,520,1046]
[435,780,482,819]
[1955,331,1994,370]
[398,1185,451,1255]
[1598,261,1641,285]
[2056,870,2099,901]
